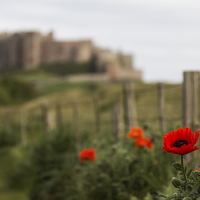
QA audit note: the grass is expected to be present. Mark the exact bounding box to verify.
[0,125,181,200]
[0,147,30,200]
[0,60,95,82]
[0,66,193,200]
[0,80,184,140]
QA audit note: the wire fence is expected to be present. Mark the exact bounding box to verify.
[0,81,188,147]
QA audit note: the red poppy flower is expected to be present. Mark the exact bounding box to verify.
[79,148,95,162]
[163,127,199,155]
[127,127,144,139]
[135,136,154,149]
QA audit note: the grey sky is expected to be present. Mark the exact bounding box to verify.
[1,0,200,83]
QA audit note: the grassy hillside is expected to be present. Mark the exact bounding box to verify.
[0,66,188,200]
[0,61,95,82]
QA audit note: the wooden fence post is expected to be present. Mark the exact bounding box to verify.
[122,83,134,133]
[28,107,35,142]
[20,108,27,146]
[183,71,200,161]
[72,101,80,149]
[112,103,120,141]
[93,95,100,133]
[183,71,200,132]
[158,83,166,134]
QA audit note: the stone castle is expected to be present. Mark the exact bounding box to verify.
[0,31,142,80]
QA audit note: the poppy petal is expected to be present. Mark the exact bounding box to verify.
[163,127,199,155]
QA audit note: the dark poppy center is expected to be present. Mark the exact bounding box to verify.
[173,139,188,148]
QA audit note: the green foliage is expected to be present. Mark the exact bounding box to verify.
[0,126,180,200]
[157,159,200,200]
[0,127,19,148]
[0,86,12,104]
[0,147,33,200]
[0,76,37,104]
[6,147,33,190]
[40,61,95,76]
[100,99,119,112]
[29,129,77,200]
[77,134,177,200]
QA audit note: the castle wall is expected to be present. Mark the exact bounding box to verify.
[0,32,9,39]
[0,33,28,70]
[0,39,10,70]
[120,69,142,81]
[0,31,142,82]
[41,41,72,63]
[69,41,94,62]
[40,40,94,64]
[8,34,23,67]
[22,32,41,70]
[117,54,133,70]
[94,49,118,73]
[41,31,54,42]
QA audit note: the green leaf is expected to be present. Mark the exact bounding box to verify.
[173,162,182,171]
[182,197,192,200]
[171,177,181,188]
[187,169,193,177]
[165,193,185,200]
[195,171,200,176]
[189,179,200,194]
[155,194,168,199]
[185,166,188,173]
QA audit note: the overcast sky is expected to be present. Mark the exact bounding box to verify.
[1,0,200,83]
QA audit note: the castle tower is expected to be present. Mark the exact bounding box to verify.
[22,32,41,70]
[117,53,134,70]
[8,33,23,68]
[71,40,94,62]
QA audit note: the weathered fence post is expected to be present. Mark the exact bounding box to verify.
[183,71,200,161]
[122,83,134,133]
[158,83,166,134]
[28,107,35,142]
[93,95,100,133]
[112,103,120,141]
[72,101,80,148]
[41,103,49,135]
[183,71,200,132]
[20,108,27,146]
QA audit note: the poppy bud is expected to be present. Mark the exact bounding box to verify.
[183,197,192,200]
[172,162,182,171]
[171,177,181,188]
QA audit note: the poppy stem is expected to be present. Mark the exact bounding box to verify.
[181,155,187,181]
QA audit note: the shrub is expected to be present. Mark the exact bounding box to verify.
[0,86,11,104]
[41,61,95,76]
[0,127,19,148]
[0,76,37,104]
[29,129,77,200]
[77,134,178,200]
